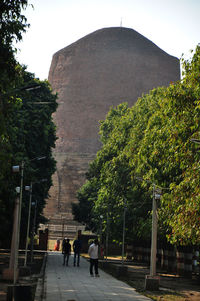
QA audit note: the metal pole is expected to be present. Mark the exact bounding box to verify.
[14,161,24,284]
[106,212,109,261]
[11,197,20,285]
[99,215,103,259]
[100,216,103,244]
[9,197,19,270]
[24,182,32,266]
[122,206,126,265]
[62,218,64,239]
[150,184,157,277]
[31,199,37,263]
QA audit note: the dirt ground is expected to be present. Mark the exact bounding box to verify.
[79,253,200,301]
[1,252,200,301]
[92,254,199,301]
[128,275,200,301]
[111,261,200,301]
[0,250,44,301]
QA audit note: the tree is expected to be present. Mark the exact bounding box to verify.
[0,66,58,246]
[0,0,29,193]
[74,45,200,247]
[0,0,29,89]
[0,1,59,247]
[0,0,30,246]
[74,103,153,243]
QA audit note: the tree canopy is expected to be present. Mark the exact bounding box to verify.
[73,45,200,247]
[0,1,58,247]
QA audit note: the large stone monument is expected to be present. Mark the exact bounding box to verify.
[44,27,180,239]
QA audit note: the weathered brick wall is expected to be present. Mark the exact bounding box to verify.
[44,27,180,228]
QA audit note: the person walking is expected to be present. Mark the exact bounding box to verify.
[73,236,81,267]
[54,239,60,251]
[62,238,71,266]
[88,238,99,277]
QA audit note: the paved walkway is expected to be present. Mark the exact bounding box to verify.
[43,252,151,301]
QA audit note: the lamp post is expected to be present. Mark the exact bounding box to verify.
[24,183,32,267]
[150,185,162,277]
[135,176,162,289]
[100,215,103,244]
[5,187,20,284]
[106,212,109,261]
[62,217,65,239]
[122,201,127,265]
[30,199,38,263]
[144,185,162,290]
[4,156,46,284]
[3,161,25,284]
[24,178,47,266]
[28,178,47,264]
[99,215,104,259]
[12,161,24,285]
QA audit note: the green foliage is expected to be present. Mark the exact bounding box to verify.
[0,68,58,246]
[72,178,99,231]
[0,0,30,246]
[0,0,29,91]
[75,45,200,247]
[0,1,58,247]
[0,0,29,191]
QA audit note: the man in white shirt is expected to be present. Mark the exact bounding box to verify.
[88,238,99,277]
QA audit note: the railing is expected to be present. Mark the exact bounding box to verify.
[127,243,200,278]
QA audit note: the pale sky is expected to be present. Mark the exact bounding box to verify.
[16,0,200,80]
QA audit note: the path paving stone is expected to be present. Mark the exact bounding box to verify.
[43,252,151,301]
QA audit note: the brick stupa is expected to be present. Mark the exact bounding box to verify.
[44,27,180,239]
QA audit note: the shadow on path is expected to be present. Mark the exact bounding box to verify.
[43,252,151,301]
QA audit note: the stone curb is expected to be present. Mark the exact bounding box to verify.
[34,252,47,301]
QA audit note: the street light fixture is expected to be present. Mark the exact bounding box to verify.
[190,138,200,144]
[25,85,41,91]
[15,187,20,194]
[27,178,47,264]
[1,83,41,101]
[5,156,46,284]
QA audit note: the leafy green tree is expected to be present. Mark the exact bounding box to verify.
[0,0,29,192]
[0,66,58,247]
[0,1,58,248]
[9,69,58,245]
[128,46,200,245]
[157,46,200,245]
[0,0,30,246]
[72,178,99,231]
[74,103,153,243]
[0,0,29,90]
[74,45,200,247]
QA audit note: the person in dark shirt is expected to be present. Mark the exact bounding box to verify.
[62,238,71,266]
[73,237,81,266]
